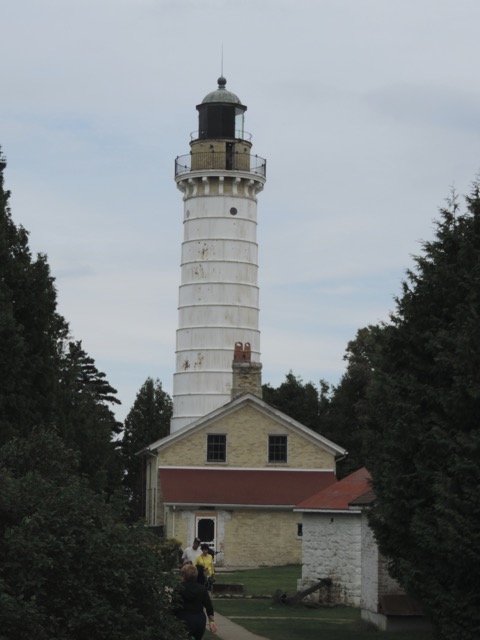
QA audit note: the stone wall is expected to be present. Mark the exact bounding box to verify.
[298,512,362,606]
[360,510,379,612]
[361,510,404,613]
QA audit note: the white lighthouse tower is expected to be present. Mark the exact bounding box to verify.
[171,77,266,433]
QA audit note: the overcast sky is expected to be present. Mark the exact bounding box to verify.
[2,0,480,422]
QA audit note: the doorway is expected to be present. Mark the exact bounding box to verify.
[196,514,216,553]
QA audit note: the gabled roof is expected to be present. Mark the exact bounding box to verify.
[141,393,347,457]
[295,467,371,512]
[159,467,337,508]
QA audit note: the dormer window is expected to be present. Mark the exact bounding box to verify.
[207,434,226,462]
[268,435,287,463]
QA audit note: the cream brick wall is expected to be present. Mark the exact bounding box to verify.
[159,426,210,466]
[165,506,302,567]
[159,404,335,469]
[168,509,190,548]
[223,509,302,567]
[152,401,338,565]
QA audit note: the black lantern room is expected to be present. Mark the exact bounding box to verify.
[196,77,247,140]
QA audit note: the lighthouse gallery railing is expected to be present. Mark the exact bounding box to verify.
[175,152,267,178]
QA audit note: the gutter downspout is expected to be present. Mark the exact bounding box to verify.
[143,449,158,525]
[335,451,348,476]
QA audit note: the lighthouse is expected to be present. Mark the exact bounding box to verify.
[171,77,266,433]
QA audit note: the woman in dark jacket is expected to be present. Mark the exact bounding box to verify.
[176,563,217,639]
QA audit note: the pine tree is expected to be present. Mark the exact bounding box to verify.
[262,372,320,429]
[0,150,122,494]
[57,340,123,493]
[365,184,480,640]
[0,149,68,445]
[121,378,172,518]
[321,325,383,477]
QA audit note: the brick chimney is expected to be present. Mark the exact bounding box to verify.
[231,342,263,400]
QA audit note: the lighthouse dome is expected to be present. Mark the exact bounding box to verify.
[201,76,242,105]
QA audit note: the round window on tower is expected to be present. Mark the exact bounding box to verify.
[230,207,237,216]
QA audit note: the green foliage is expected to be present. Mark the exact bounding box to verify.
[156,538,183,571]
[57,340,123,493]
[364,184,480,640]
[0,150,122,494]
[0,428,188,640]
[263,372,320,430]
[320,325,383,477]
[262,368,372,477]
[0,149,69,445]
[121,377,172,518]
[0,148,186,640]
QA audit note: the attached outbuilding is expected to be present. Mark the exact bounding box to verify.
[295,467,371,606]
[351,490,431,632]
[296,467,431,632]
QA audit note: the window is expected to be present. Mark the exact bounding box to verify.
[297,523,303,538]
[268,435,287,463]
[207,434,226,462]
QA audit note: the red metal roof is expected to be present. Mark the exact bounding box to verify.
[158,468,337,507]
[295,467,371,511]
[349,488,375,506]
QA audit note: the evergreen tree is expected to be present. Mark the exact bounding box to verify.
[262,372,320,430]
[0,149,68,444]
[121,378,172,519]
[364,185,480,639]
[0,427,188,640]
[57,340,123,493]
[0,150,122,494]
[321,325,382,477]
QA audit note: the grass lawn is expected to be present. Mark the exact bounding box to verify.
[210,599,433,640]
[205,566,433,640]
[214,564,300,597]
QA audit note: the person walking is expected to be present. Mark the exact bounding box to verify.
[194,543,215,591]
[181,537,202,565]
[176,563,217,639]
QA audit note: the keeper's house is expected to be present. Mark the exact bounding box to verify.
[140,386,346,568]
